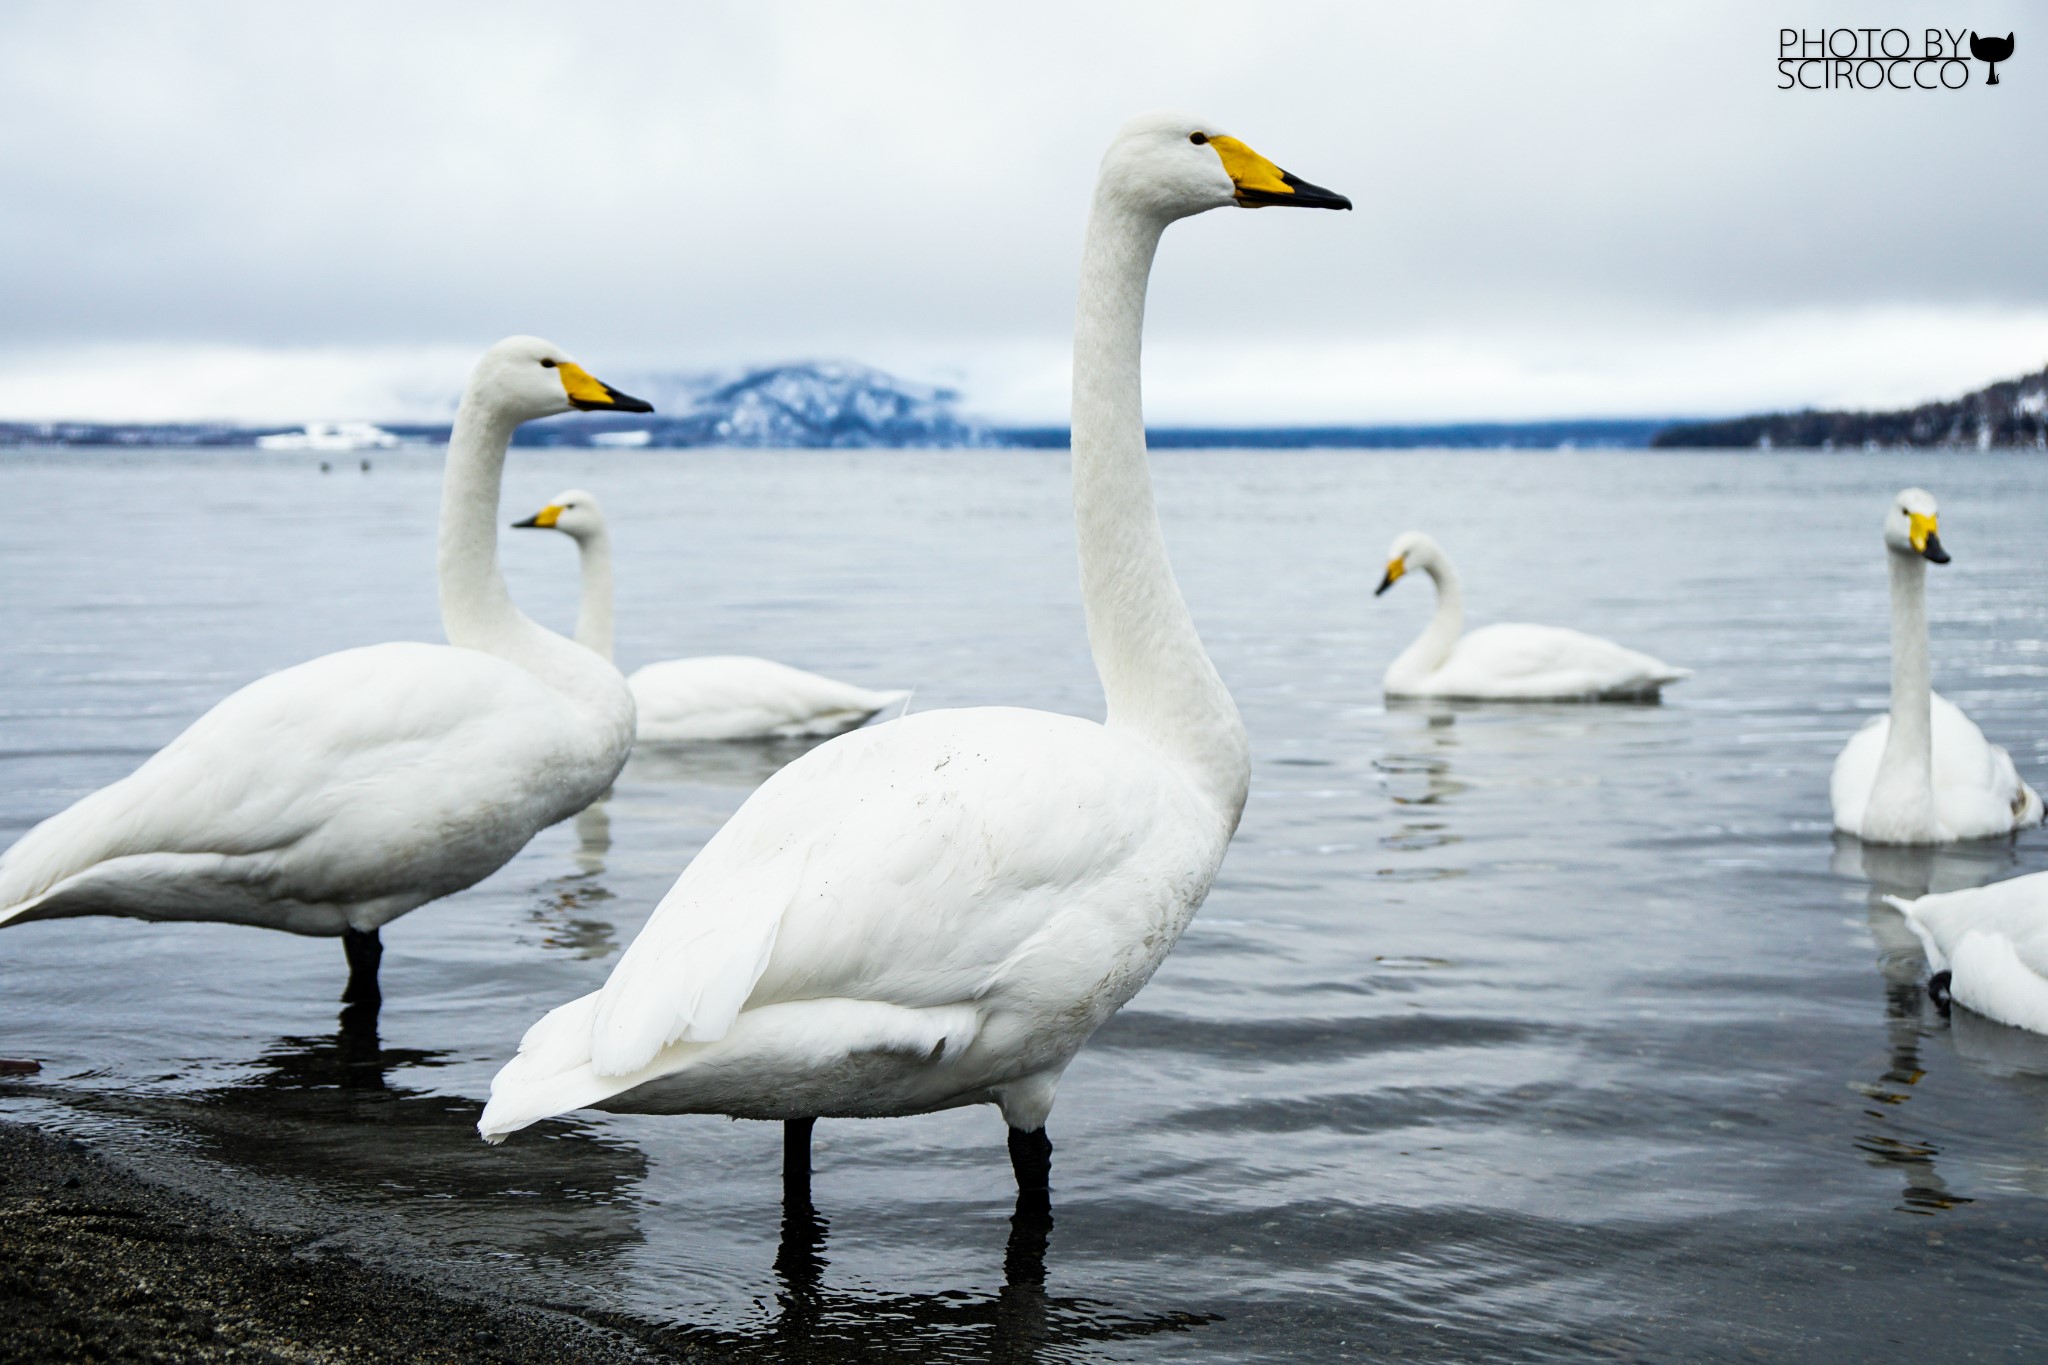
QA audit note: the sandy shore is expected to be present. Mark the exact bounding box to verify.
[0,1119,680,1363]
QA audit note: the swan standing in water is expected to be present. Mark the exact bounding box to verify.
[479,114,1350,1201]
[1373,531,1689,701]
[0,337,649,1003]
[1888,873,2048,1032]
[512,489,909,740]
[1830,488,2041,845]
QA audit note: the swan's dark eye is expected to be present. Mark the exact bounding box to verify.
[540,358,557,368]
[1189,132,1209,145]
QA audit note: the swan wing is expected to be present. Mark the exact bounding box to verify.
[1929,693,2044,837]
[630,656,908,740]
[582,706,1191,1076]
[0,642,620,929]
[1434,624,1688,699]
[1891,871,2048,970]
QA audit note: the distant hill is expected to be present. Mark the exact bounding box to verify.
[999,419,1668,450]
[1654,364,2048,450]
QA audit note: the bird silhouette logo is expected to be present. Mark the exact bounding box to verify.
[1969,31,2014,84]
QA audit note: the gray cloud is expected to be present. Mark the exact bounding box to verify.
[0,0,2042,421]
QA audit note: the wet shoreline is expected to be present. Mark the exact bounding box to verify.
[0,1117,661,1363]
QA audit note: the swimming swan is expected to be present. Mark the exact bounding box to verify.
[512,489,909,741]
[479,114,1350,1201]
[0,337,649,1002]
[1830,488,2041,845]
[1888,872,2048,1032]
[1374,531,1689,701]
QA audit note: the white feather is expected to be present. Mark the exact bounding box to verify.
[630,657,908,742]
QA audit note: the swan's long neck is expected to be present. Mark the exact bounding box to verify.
[1071,192,1248,825]
[1873,549,1935,823]
[1400,554,1465,675]
[434,396,631,732]
[439,401,525,651]
[570,530,616,663]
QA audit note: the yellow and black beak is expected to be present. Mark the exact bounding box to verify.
[1375,557,1406,596]
[1910,512,1949,563]
[1208,134,1351,211]
[512,505,563,529]
[557,361,654,413]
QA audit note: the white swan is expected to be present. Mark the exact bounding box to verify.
[511,489,909,741]
[1887,873,2048,1033]
[1830,488,2041,845]
[0,337,648,1002]
[1374,531,1689,701]
[479,114,1350,1200]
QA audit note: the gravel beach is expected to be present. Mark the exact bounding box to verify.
[0,1119,671,1364]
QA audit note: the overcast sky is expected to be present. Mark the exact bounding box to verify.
[0,1,2042,424]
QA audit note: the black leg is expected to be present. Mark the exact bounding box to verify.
[341,927,382,1005]
[1007,1126,1052,1197]
[1003,1185,1052,1285]
[784,1117,815,1202]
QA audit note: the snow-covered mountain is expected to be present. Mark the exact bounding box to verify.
[517,361,1000,448]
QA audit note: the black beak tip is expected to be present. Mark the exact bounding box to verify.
[1241,173,1353,212]
[1282,171,1351,211]
[1374,576,1395,597]
[510,515,541,528]
[572,387,655,414]
[1922,535,1950,564]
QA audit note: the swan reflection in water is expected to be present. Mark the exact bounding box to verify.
[637,1187,1211,1363]
[1377,701,1467,811]
[525,799,623,960]
[1831,837,2022,1214]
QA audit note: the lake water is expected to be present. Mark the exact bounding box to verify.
[4,446,2048,1362]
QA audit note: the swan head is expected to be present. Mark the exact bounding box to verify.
[1884,488,1948,564]
[512,487,605,541]
[1099,112,1350,221]
[466,336,653,423]
[1376,531,1443,596]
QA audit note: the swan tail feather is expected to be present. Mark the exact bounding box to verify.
[480,991,629,1143]
[1884,893,1949,971]
[587,853,803,1077]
